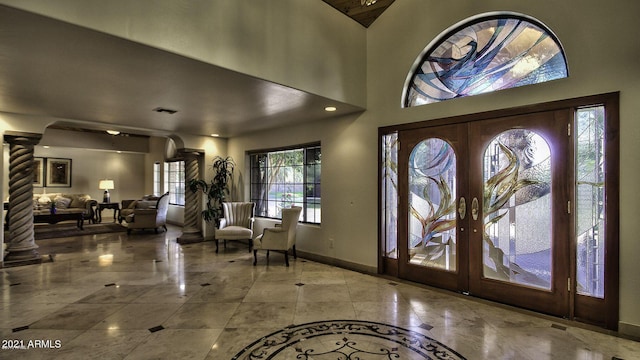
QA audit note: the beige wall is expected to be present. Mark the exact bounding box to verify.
[230,113,366,265]
[1,0,638,336]
[371,0,640,335]
[2,143,146,206]
[227,0,640,335]
[0,0,367,108]
[33,147,146,202]
[1,142,146,250]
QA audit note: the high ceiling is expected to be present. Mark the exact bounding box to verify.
[0,5,371,138]
[322,0,396,27]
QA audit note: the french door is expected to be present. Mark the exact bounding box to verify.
[397,123,470,292]
[467,111,571,316]
[390,94,619,328]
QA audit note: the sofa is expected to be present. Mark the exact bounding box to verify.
[32,193,97,222]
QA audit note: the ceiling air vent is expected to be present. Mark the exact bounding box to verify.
[153,107,178,114]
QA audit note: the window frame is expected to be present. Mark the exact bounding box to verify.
[249,142,321,224]
[164,160,185,206]
[153,161,161,197]
[402,12,568,107]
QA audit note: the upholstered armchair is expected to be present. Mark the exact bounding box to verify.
[124,192,170,234]
[214,202,256,253]
[253,206,302,266]
[119,194,163,223]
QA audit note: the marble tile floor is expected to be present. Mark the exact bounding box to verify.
[0,224,638,359]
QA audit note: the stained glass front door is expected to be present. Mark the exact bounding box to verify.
[398,124,469,292]
[398,111,570,316]
[387,94,619,329]
[467,111,571,317]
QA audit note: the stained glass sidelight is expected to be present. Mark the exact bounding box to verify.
[408,138,457,271]
[405,15,568,106]
[482,130,552,289]
[575,106,606,298]
[381,133,399,258]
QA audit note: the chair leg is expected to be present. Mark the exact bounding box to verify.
[224,240,227,249]
[284,252,289,267]
[253,250,258,266]
[215,239,219,253]
[292,245,297,259]
[248,238,253,252]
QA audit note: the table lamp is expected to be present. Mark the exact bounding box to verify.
[99,180,114,203]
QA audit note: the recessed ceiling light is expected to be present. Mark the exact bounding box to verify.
[210,133,220,137]
[325,106,337,112]
[106,130,120,135]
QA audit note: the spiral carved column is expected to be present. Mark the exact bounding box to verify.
[4,132,43,266]
[177,150,204,244]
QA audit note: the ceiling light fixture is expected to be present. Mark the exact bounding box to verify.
[210,133,220,137]
[106,130,120,135]
[361,0,377,6]
[325,106,337,112]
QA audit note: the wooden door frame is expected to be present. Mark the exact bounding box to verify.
[570,98,620,330]
[379,92,619,330]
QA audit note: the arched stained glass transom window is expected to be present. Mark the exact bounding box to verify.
[404,13,568,107]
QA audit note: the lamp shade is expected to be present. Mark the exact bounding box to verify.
[99,180,114,190]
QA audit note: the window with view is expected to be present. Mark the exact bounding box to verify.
[250,144,321,224]
[164,161,185,206]
[153,162,161,196]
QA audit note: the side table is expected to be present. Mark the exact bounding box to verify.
[97,202,120,223]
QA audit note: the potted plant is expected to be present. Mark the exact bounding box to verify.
[188,155,235,227]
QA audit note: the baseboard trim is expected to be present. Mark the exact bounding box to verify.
[296,250,377,275]
[619,321,640,340]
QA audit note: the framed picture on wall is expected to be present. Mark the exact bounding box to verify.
[33,157,44,187]
[45,158,72,187]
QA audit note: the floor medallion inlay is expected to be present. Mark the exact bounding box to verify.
[233,320,466,359]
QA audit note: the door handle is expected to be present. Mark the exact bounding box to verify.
[471,197,479,221]
[458,197,466,220]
